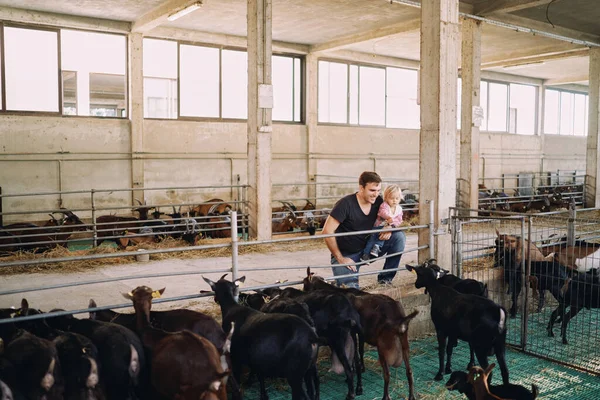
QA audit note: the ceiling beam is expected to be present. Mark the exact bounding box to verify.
[482,48,588,69]
[309,18,420,54]
[150,27,310,54]
[474,0,553,16]
[0,6,130,33]
[132,0,201,33]
[544,75,589,86]
[488,13,600,45]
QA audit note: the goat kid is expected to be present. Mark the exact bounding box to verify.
[446,369,538,400]
[406,261,510,385]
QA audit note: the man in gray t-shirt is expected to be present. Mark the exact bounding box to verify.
[322,171,406,288]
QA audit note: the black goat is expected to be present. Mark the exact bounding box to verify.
[446,369,538,399]
[46,312,147,400]
[278,288,364,399]
[425,262,487,372]
[202,274,320,400]
[406,261,509,385]
[548,270,600,344]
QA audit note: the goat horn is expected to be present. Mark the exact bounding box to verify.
[220,273,228,280]
[135,198,142,205]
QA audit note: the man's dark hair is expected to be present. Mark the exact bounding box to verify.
[359,171,382,187]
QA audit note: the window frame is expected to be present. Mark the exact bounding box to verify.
[143,37,304,123]
[318,57,419,129]
[0,22,129,118]
[544,87,589,136]
[478,78,539,135]
[1,22,62,116]
[60,28,129,119]
[88,71,128,118]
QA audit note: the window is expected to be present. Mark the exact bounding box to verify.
[318,60,418,128]
[318,61,348,123]
[61,30,127,117]
[544,88,588,136]
[359,66,385,125]
[473,80,537,134]
[179,45,220,118]
[221,49,247,119]
[62,71,77,115]
[272,55,302,122]
[387,67,419,129]
[509,83,536,135]
[4,26,59,112]
[143,39,178,119]
[89,73,126,117]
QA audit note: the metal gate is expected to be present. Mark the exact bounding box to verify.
[450,209,600,375]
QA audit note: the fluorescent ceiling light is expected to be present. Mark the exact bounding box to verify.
[167,2,202,21]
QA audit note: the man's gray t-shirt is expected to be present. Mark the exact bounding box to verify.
[329,193,383,255]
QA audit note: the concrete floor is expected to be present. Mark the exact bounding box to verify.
[0,232,420,314]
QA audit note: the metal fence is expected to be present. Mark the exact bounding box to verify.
[451,206,600,375]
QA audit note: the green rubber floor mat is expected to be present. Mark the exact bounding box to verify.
[241,335,600,399]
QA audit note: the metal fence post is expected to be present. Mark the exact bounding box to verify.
[567,203,576,247]
[231,211,239,281]
[456,220,463,278]
[91,189,97,248]
[428,200,435,261]
[522,217,532,350]
[520,218,527,350]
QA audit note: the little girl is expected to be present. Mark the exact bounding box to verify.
[361,184,403,261]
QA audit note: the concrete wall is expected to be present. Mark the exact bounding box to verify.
[0,113,586,222]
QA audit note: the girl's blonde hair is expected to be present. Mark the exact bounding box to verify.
[383,184,403,200]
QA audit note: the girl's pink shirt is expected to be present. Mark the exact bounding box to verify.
[375,202,403,227]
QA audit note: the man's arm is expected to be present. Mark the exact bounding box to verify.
[322,215,357,272]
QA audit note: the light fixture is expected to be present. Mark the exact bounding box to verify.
[167,2,202,22]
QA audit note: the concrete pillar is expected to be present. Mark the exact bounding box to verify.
[419,0,460,266]
[128,33,145,202]
[306,54,319,204]
[459,18,481,213]
[247,0,273,240]
[586,48,600,208]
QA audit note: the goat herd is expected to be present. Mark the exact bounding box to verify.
[0,257,552,400]
[0,199,331,255]
[477,184,580,215]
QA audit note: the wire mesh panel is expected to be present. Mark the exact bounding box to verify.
[452,209,600,375]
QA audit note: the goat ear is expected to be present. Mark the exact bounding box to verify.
[484,363,496,375]
[202,276,217,291]
[234,276,246,286]
[405,264,416,274]
[122,292,134,300]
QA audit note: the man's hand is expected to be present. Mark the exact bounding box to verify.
[337,256,357,272]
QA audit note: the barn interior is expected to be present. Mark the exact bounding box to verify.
[1,1,600,398]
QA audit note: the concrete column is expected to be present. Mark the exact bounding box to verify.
[306,54,319,203]
[128,33,145,202]
[459,18,481,213]
[586,47,600,207]
[247,0,273,240]
[419,0,460,266]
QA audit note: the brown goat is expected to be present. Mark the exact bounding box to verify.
[467,364,508,400]
[303,268,419,400]
[123,286,231,400]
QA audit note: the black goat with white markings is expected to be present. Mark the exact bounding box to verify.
[406,260,510,385]
[446,369,538,399]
